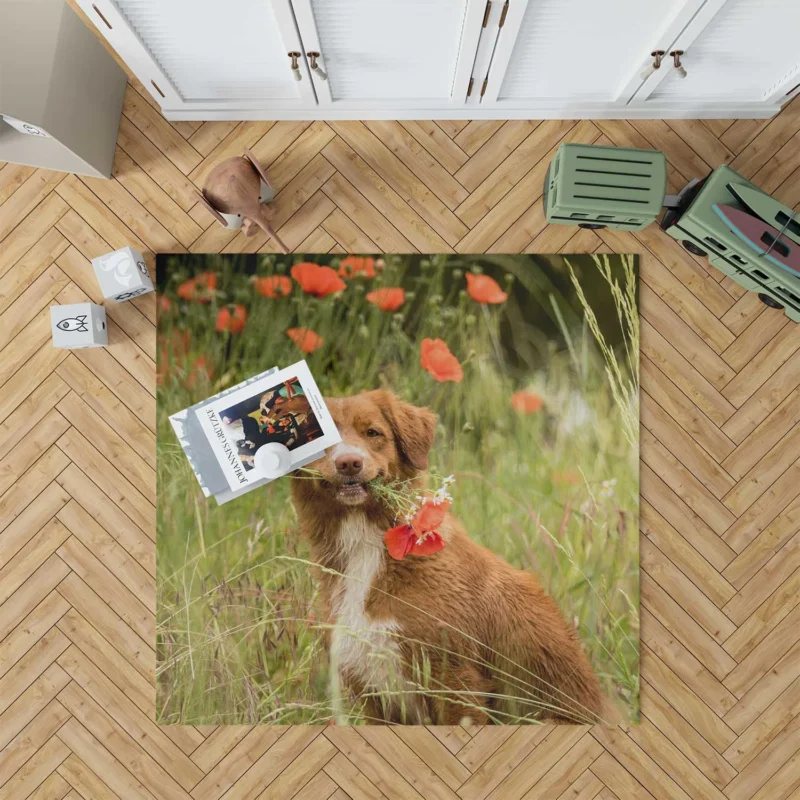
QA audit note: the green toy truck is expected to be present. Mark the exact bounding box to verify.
[544,142,800,322]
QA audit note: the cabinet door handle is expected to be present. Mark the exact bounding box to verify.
[670,50,687,79]
[640,50,665,80]
[288,51,302,81]
[307,52,328,81]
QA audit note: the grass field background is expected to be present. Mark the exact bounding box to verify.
[156,252,640,725]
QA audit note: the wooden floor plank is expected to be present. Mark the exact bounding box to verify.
[115,115,201,212]
[55,716,159,800]
[57,753,120,800]
[2,72,800,800]
[0,192,69,278]
[55,572,155,681]
[640,681,737,790]
[364,120,469,210]
[111,147,203,248]
[122,85,202,176]
[56,391,154,502]
[454,119,576,229]
[0,228,69,316]
[0,265,70,353]
[0,170,66,243]
[323,132,457,250]
[0,163,36,206]
[399,120,470,175]
[457,122,599,250]
[641,391,736,501]
[641,501,736,608]
[55,427,154,537]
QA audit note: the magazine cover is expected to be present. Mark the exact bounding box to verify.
[195,361,340,491]
[168,366,279,502]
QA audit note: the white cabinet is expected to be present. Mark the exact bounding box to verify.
[631,0,800,108]
[291,0,486,108]
[85,0,316,111]
[479,0,701,106]
[76,0,800,120]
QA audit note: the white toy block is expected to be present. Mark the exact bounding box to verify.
[91,246,154,302]
[51,303,107,349]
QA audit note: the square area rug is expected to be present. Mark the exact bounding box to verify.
[156,253,639,725]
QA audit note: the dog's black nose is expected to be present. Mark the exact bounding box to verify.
[335,454,363,475]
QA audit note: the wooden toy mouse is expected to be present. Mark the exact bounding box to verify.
[197,149,288,253]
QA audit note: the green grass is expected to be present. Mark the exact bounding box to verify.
[156,253,640,725]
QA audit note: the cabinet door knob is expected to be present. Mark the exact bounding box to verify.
[288,52,302,81]
[307,52,328,81]
[640,50,665,80]
[670,50,687,79]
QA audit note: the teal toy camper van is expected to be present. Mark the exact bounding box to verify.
[544,143,800,322]
[659,166,800,322]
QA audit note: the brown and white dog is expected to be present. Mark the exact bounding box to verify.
[291,390,605,724]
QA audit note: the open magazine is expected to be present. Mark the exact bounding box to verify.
[169,361,340,504]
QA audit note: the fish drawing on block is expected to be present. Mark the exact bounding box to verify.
[100,250,135,287]
[712,204,800,277]
[57,315,89,332]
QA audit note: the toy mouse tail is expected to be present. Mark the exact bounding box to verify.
[255,214,289,254]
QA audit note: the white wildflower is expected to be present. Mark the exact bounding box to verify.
[599,478,617,500]
[432,486,453,505]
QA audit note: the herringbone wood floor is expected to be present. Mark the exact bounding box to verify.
[3,63,800,799]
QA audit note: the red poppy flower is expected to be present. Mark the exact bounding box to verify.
[290,262,346,298]
[216,304,247,334]
[177,272,217,303]
[385,526,445,560]
[420,338,463,383]
[384,500,450,560]
[159,295,172,313]
[412,499,449,535]
[338,255,376,279]
[254,275,292,298]
[511,390,543,413]
[286,327,324,354]
[465,272,508,304]
[366,287,405,312]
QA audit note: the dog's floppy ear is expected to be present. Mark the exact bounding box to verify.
[376,391,436,471]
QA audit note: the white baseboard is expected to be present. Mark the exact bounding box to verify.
[163,103,783,122]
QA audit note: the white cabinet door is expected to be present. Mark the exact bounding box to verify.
[634,0,800,107]
[76,0,316,112]
[478,0,706,110]
[290,0,487,109]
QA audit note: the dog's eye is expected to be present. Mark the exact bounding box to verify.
[366,428,382,438]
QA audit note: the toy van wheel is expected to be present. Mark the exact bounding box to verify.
[578,223,606,229]
[758,293,784,310]
[682,240,707,257]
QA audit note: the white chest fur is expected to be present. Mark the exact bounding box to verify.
[329,515,404,694]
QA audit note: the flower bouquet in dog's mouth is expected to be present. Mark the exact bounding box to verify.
[295,469,456,560]
[378,475,455,559]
